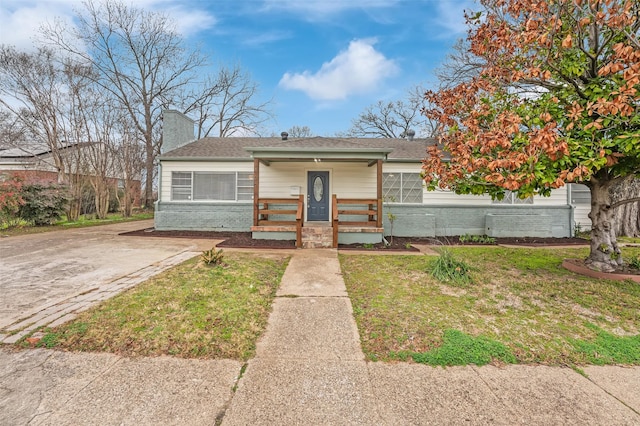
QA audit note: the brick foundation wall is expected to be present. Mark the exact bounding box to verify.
[382,204,573,238]
[154,202,252,231]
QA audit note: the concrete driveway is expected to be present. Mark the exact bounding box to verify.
[0,220,220,336]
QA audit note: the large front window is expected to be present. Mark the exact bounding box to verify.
[171,171,253,201]
[383,173,423,203]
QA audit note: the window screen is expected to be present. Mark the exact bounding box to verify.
[194,172,235,200]
[171,172,192,200]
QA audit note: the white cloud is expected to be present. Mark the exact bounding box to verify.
[0,0,216,51]
[261,0,398,19]
[432,0,477,36]
[162,5,217,36]
[279,39,398,101]
[0,0,76,50]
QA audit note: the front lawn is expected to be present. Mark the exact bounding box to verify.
[34,252,290,360]
[340,246,640,366]
[1,211,154,237]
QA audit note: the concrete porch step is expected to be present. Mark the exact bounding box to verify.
[301,226,333,249]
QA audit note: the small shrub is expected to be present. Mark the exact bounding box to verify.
[628,256,640,270]
[0,176,25,227]
[201,248,224,266]
[363,243,374,249]
[459,234,496,244]
[19,183,69,226]
[405,242,413,250]
[431,249,473,285]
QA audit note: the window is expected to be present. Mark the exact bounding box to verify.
[569,184,590,205]
[171,171,253,201]
[492,190,533,205]
[237,172,254,201]
[194,172,235,200]
[383,173,423,203]
[171,172,192,200]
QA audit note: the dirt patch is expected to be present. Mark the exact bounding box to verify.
[120,228,589,250]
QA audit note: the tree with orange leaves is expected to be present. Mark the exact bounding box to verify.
[423,0,640,272]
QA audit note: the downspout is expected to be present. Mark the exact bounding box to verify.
[156,162,162,207]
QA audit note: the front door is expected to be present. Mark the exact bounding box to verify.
[307,171,329,221]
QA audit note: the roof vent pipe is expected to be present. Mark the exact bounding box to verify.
[406,129,416,141]
[281,131,288,140]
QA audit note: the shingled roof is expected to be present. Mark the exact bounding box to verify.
[160,136,435,162]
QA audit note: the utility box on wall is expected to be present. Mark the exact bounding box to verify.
[290,186,300,196]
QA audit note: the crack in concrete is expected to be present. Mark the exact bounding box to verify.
[214,362,248,426]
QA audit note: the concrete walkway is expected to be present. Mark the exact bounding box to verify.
[1,247,639,425]
[219,249,640,425]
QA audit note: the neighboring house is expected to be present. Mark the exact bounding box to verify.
[0,143,142,207]
[156,110,582,248]
[0,143,68,183]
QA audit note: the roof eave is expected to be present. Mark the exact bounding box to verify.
[159,156,252,162]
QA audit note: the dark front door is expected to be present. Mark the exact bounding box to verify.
[307,171,329,221]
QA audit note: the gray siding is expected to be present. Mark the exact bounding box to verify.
[382,204,573,238]
[155,202,573,238]
[154,202,252,231]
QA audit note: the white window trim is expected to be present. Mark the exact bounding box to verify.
[383,172,423,204]
[170,171,253,202]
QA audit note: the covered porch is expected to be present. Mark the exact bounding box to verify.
[246,146,390,248]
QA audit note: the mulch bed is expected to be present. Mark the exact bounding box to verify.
[120,228,588,250]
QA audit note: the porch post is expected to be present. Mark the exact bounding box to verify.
[253,158,259,226]
[377,159,383,227]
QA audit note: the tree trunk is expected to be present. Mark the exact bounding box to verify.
[94,185,110,219]
[122,180,135,217]
[144,148,154,209]
[611,178,640,237]
[586,180,621,272]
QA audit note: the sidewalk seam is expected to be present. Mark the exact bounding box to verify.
[583,373,640,417]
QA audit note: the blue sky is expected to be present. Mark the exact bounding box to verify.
[0,0,476,136]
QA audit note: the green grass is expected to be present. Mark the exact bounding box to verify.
[392,329,517,366]
[340,246,640,366]
[570,323,640,365]
[0,211,154,236]
[33,252,289,360]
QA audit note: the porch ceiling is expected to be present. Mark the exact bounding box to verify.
[245,147,392,164]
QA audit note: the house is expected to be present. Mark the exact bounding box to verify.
[156,110,588,248]
[0,143,72,183]
[0,142,142,208]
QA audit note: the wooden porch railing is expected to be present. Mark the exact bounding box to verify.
[332,195,382,248]
[254,195,304,248]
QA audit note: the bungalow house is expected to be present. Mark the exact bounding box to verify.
[155,110,590,248]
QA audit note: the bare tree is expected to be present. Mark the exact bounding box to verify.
[112,116,144,217]
[286,125,313,138]
[0,46,68,181]
[0,108,30,150]
[346,86,436,138]
[434,39,485,89]
[182,64,273,138]
[40,0,205,208]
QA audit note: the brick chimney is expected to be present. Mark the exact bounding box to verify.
[162,110,195,154]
